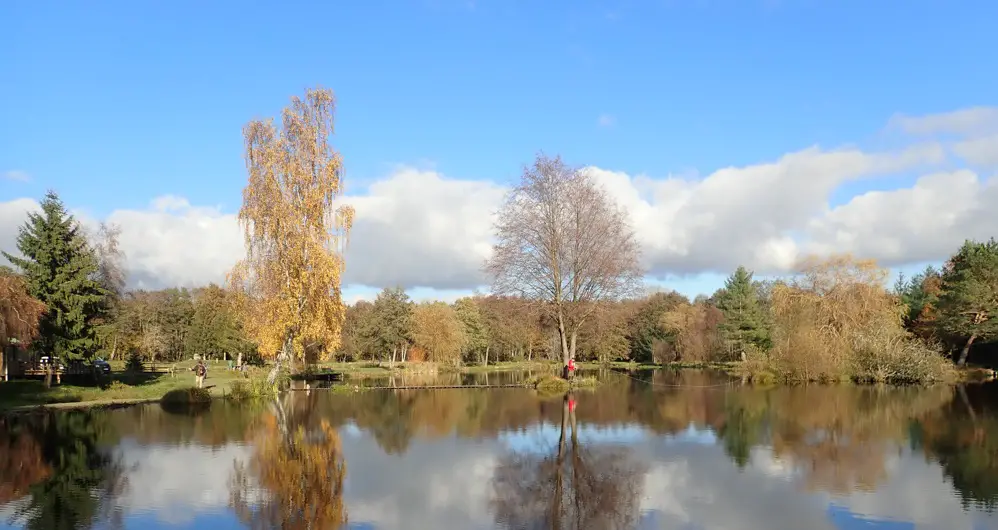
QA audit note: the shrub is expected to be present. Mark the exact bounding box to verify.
[272,370,292,391]
[570,376,600,388]
[758,255,956,384]
[227,379,278,401]
[228,380,253,401]
[106,380,131,392]
[125,350,144,373]
[161,386,212,406]
[532,375,571,395]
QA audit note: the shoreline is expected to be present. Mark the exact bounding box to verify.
[1,361,993,415]
[1,397,164,415]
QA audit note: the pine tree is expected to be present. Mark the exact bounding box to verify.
[714,266,771,357]
[936,238,998,365]
[2,191,107,373]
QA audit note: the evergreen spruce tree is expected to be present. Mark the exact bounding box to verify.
[2,191,107,375]
[714,266,771,357]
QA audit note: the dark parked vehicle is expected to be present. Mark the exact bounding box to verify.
[93,358,111,375]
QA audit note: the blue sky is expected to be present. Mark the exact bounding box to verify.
[2,0,996,300]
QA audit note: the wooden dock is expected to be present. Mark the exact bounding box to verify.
[288,384,529,391]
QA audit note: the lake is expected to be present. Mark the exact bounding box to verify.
[1,369,996,529]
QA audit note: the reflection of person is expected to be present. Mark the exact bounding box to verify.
[192,360,207,388]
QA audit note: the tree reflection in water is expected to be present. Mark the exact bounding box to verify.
[0,411,126,530]
[491,392,647,530]
[913,384,998,510]
[229,394,348,529]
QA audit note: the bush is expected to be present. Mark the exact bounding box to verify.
[161,386,212,406]
[531,375,571,395]
[227,380,253,401]
[755,255,957,384]
[850,333,955,383]
[227,379,278,401]
[106,380,131,392]
[125,350,144,373]
[570,376,600,388]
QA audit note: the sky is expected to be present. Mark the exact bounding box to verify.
[2,0,997,303]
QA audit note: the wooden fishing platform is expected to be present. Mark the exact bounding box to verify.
[290,371,344,382]
[289,384,529,391]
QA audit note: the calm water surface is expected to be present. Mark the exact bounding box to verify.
[1,369,997,530]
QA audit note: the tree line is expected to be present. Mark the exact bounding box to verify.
[335,242,997,381]
[3,192,997,383]
[5,193,993,378]
[3,87,996,384]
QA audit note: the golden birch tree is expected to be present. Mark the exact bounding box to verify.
[228,87,354,370]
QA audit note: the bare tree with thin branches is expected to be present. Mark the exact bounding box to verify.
[485,154,643,378]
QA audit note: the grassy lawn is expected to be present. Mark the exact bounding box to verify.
[312,360,566,378]
[0,361,268,411]
[0,358,750,411]
[313,359,727,375]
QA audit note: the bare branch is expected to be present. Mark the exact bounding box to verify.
[484,153,644,369]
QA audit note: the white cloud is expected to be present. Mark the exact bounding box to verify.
[2,170,31,182]
[953,133,998,168]
[598,113,616,127]
[111,442,258,525]
[0,198,38,262]
[890,106,998,136]
[339,167,506,290]
[1,106,997,292]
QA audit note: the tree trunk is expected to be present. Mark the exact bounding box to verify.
[563,331,577,380]
[44,364,52,389]
[958,334,977,366]
[484,345,490,367]
[391,345,397,368]
[557,312,571,379]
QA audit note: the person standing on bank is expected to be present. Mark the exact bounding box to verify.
[193,360,207,388]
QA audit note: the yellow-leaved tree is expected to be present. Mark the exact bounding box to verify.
[228,87,354,372]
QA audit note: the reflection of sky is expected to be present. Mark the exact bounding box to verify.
[0,414,996,529]
[827,505,914,529]
[499,422,717,453]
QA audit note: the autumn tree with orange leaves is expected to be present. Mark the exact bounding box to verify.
[1,268,45,381]
[412,301,465,365]
[229,87,354,372]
